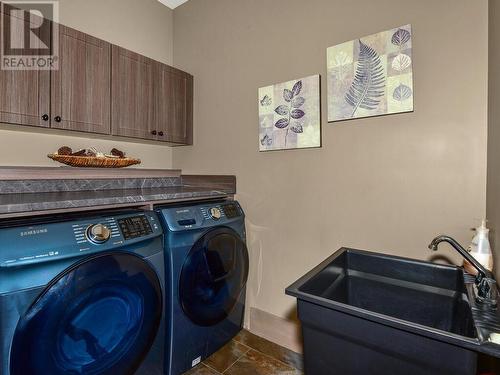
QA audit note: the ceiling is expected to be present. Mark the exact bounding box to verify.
[157,0,189,9]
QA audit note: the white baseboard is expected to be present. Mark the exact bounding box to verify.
[246,307,303,354]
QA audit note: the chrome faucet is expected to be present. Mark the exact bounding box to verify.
[429,235,498,307]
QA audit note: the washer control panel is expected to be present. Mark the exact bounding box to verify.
[0,211,162,268]
[118,215,153,240]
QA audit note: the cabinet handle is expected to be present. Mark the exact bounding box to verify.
[41,114,49,121]
[158,131,164,136]
[151,130,157,135]
[54,116,62,122]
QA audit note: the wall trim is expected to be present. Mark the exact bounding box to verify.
[0,166,181,180]
[247,307,303,354]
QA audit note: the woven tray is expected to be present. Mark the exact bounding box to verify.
[48,154,141,168]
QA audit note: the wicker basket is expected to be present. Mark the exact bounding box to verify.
[48,154,141,168]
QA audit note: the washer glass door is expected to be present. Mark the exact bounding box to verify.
[10,252,162,375]
[179,227,249,326]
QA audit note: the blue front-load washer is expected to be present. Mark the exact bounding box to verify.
[156,200,248,375]
[0,209,166,375]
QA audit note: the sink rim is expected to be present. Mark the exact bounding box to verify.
[286,247,482,352]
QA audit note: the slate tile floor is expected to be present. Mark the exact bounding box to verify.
[184,330,303,375]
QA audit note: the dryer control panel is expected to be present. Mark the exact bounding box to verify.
[159,201,244,232]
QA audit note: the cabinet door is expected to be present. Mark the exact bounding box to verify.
[51,25,111,134]
[157,65,193,145]
[111,46,156,140]
[0,4,50,127]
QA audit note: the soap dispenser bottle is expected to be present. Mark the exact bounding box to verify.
[464,219,493,275]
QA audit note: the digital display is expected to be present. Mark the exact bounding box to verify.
[222,204,240,219]
[178,219,196,226]
[118,216,153,240]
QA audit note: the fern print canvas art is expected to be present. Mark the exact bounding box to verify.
[258,75,321,151]
[327,24,414,122]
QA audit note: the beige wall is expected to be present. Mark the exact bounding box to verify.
[0,0,174,168]
[57,0,173,64]
[488,0,500,280]
[172,0,489,320]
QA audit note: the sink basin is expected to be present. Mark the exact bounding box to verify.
[286,248,500,375]
[297,248,476,338]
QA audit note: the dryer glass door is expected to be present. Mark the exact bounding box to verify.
[10,252,162,375]
[179,227,249,326]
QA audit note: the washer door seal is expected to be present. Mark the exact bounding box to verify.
[179,227,249,326]
[10,252,162,375]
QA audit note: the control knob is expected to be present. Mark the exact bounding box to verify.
[209,207,222,220]
[86,224,111,244]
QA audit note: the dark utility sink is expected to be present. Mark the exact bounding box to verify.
[298,248,475,338]
[286,248,500,375]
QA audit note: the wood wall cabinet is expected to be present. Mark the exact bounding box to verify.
[0,10,193,145]
[0,4,50,127]
[51,25,111,134]
[112,46,194,145]
[157,65,193,145]
[111,46,156,140]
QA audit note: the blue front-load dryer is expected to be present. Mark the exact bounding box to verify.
[0,210,166,375]
[156,200,248,375]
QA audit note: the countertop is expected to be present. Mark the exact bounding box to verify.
[0,169,236,219]
[0,185,230,218]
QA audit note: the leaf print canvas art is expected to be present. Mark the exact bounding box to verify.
[258,75,321,151]
[327,24,414,122]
